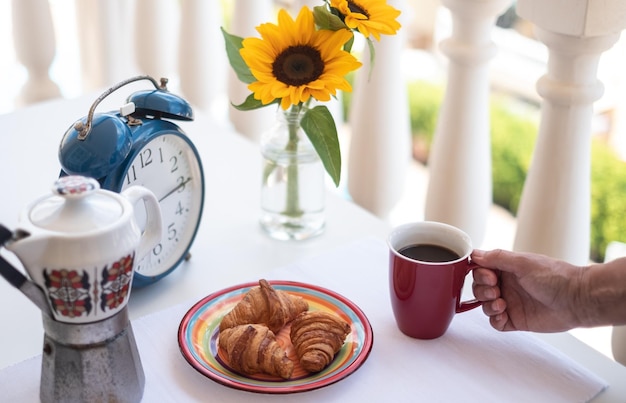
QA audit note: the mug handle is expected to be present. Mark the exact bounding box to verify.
[122,186,162,260]
[457,262,483,313]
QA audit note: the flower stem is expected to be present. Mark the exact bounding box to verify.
[284,104,302,218]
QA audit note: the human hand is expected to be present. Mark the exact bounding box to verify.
[471,249,586,333]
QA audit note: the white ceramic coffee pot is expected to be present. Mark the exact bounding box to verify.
[5,175,161,323]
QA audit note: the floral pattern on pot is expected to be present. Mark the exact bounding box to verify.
[42,252,135,320]
[100,253,135,312]
[44,269,92,318]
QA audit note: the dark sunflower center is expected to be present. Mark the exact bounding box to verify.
[348,1,370,18]
[273,45,324,86]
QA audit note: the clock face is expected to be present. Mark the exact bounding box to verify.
[121,133,204,278]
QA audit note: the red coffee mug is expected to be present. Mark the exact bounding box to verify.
[388,221,482,339]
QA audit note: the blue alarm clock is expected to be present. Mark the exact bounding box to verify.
[58,76,205,287]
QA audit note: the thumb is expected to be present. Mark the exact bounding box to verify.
[471,249,521,275]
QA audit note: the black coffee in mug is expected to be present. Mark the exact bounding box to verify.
[398,244,461,263]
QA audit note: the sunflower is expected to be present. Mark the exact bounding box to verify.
[330,0,401,41]
[240,7,362,110]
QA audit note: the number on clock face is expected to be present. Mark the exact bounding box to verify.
[122,134,203,276]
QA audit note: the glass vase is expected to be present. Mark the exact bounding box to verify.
[259,106,325,240]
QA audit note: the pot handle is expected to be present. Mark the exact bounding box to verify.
[122,186,162,261]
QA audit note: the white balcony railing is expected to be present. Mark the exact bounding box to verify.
[6,0,626,362]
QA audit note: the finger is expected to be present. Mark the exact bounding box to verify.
[472,267,499,286]
[472,283,500,302]
[482,298,506,316]
[471,249,536,274]
[490,312,510,331]
[471,249,506,267]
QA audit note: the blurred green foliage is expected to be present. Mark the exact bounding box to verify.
[590,141,626,261]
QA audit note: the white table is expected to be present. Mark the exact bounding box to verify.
[1,94,625,401]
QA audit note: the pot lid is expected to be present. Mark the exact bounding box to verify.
[28,176,123,233]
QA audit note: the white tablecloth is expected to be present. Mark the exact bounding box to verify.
[0,238,607,402]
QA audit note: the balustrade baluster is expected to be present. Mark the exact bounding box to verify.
[226,0,275,141]
[75,0,134,91]
[424,0,511,246]
[347,0,411,218]
[12,0,60,106]
[513,0,626,366]
[513,0,625,264]
[134,0,179,82]
[179,0,227,113]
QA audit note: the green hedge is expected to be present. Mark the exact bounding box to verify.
[590,141,626,261]
[490,100,537,215]
[406,80,626,262]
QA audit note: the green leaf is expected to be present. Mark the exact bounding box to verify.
[344,34,354,53]
[232,94,278,111]
[301,105,342,187]
[221,27,256,84]
[313,6,347,31]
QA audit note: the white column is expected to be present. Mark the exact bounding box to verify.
[227,0,275,141]
[294,0,322,10]
[11,0,61,105]
[513,0,626,366]
[134,0,180,82]
[424,0,511,246]
[178,0,227,113]
[406,0,440,50]
[513,0,625,264]
[347,0,411,218]
[602,35,626,160]
[74,0,135,91]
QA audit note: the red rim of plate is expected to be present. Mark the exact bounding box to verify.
[177,280,374,394]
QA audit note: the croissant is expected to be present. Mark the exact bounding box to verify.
[289,311,351,373]
[219,279,309,334]
[218,324,294,379]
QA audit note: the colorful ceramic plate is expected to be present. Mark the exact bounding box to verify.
[178,280,373,394]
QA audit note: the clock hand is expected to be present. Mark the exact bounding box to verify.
[159,177,192,202]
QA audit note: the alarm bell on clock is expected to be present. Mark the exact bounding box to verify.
[58,75,206,287]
